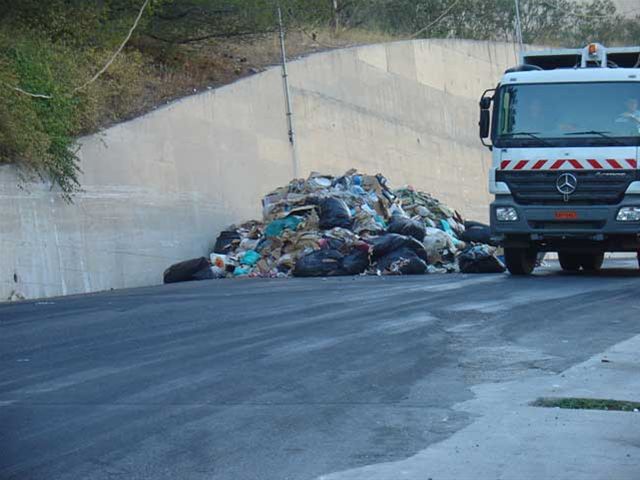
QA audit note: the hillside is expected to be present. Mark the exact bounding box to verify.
[0,0,638,195]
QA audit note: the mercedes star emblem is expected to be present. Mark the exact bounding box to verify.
[556,173,578,201]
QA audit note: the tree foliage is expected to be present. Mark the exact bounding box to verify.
[305,0,638,45]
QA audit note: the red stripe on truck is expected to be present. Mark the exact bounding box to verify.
[607,159,623,169]
[568,159,583,169]
[532,160,547,170]
[514,160,528,170]
[587,159,602,169]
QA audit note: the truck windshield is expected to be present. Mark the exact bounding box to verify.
[494,82,640,146]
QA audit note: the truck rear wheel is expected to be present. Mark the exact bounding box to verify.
[580,253,604,272]
[504,248,537,275]
[558,252,581,272]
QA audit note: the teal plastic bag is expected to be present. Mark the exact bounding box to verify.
[265,216,303,237]
[241,250,261,266]
[233,266,250,276]
[440,219,463,247]
[439,219,456,237]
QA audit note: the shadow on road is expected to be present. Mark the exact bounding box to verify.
[541,258,640,278]
[558,269,640,278]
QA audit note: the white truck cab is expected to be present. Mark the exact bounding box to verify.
[480,43,640,275]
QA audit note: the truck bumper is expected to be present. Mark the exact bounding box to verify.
[491,195,640,251]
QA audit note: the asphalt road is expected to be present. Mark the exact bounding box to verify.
[1,259,640,480]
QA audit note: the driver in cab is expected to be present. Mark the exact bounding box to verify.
[616,98,640,134]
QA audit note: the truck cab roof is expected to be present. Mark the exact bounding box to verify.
[501,44,640,85]
[522,45,640,70]
[503,67,640,85]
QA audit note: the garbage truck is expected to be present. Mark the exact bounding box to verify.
[479,43,640,274]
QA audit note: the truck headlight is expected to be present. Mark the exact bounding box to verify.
[496,207,518,221]
[616,207,640,222]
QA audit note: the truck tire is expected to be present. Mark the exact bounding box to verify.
[579,253,604,272]
[504,248,537,275]
[558,252,581,272]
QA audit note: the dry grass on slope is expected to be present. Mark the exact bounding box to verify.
[119,27,400,126]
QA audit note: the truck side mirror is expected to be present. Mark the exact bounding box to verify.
[478,88,495,149]
[479,109,490,138]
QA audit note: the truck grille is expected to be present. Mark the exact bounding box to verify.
[496,170,637,205]
[528,221,606,230]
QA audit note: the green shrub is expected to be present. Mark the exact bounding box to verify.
[0,33,83,196]
[0,17,147,197]
[0,58,50,171]
[0,1,149,198]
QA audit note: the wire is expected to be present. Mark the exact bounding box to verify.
[8,85,53,99]
[411,0,462,38]
[72,0,149,93]
[514,0,524,53]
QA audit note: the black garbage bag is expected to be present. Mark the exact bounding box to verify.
[318,198,352,230]
[342,248,370,275]
[164,257,213,284]
[376,247,428,275]
[323,236,347,251]
[370,234,428,261]
[293,250,345,277]
[213,230,241,254]
[458,246,506,274]
[387,216,426,241]
[293,248,369,277]
[461,226,492,245]
[461,222,498,246]
[464,220,488,229]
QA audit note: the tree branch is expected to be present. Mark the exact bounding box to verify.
[145,29,278,44]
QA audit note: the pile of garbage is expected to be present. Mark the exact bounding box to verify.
[163,170,505,283]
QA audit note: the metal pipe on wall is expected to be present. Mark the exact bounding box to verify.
[277,4,299,178]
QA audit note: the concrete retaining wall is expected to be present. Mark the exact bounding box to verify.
[1,39,519,300]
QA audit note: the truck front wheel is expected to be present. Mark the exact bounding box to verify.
[558,252,581,272]
[580,253,604,272]
[504,248,537,275]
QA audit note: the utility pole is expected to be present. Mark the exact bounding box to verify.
[331,0,339,33]
[277,4,299,178]
[514,0,524,57]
